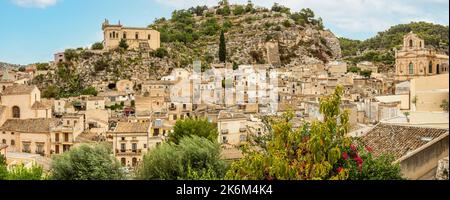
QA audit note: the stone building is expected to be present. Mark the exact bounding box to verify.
[0,84,52,121]
[0,117,82,157]
[362,124,448,180]
[217,111,248,146]
[110,121,151,168]
[102,19,160,51]
[395,32,449,81]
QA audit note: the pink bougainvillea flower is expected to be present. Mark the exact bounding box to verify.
[342,152,349,160]
[365,146,373,153]
[337,167,343,173]
[350,144,357,152]
[354,156,363,166]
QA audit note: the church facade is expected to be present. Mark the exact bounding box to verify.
[395,32,449,81]
[102,19,161,51]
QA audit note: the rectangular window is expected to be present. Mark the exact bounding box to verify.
[148,34,151,40]
[135,32,139,39]
[153,128,160,136]
[120,143,126,152]
[55,145,60,154]
[64,133,69,142]
[22,142,31,153]
[63,145,70,152]
[132,143,137,152]
[55,133,59,142]
[36,143,44,155]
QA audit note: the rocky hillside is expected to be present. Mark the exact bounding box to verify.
[151,2,341,68]
[0,62,24,70]
[34,2,342,98]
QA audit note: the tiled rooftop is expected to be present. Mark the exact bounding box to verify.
[2,84,36,95]
[0,118,58,133]
[114,122,150,133]
[31,100,52,110]
[361,123,449,160]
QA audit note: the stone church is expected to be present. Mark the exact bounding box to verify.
[395,32,449,81]
[102,19,160,51]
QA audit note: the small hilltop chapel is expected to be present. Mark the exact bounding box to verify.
[395,32,449,81]
[102,19,160,51]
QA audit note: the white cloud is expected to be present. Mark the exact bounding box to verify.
[154,0,449,39]
[12,0,59,8]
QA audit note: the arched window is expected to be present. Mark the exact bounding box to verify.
[2,86,5,91]
[409,39,413,47]
[135,32,139,39]
[409,62,414,74]
[429,61,433,74]
[437,64,440,74]
[419,41,422,48]
[121,158,126,166]
[2,139,6,144]
[112,31,115,38]
[123,32,127,39]
[148,34,151,40]
[12,106,20,118]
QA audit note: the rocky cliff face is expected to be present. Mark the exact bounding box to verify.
[157,9,342,68]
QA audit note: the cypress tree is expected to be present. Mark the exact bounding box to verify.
[219,30,226,63]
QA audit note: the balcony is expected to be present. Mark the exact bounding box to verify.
[22,149,31,153]
[169,105,177,110]
[116,149,142,156]
[239,127,247,132]
[35,150,45,156]
[221,129,229,134]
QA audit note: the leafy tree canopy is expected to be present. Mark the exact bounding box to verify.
[50,143,125,180]
[168,118,218,144]
[136,135,228,180]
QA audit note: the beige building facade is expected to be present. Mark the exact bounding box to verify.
[102,19,160,51]
[410,74,449,112]
[110,122,151,168]
[395,32,449,81]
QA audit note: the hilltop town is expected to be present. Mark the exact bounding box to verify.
[0,1,449,180]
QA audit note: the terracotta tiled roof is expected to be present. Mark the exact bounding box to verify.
[114,122,150,133]
[362,123,449,160]
[31,100,52,110]
[218,111,247,120]
[1,84,36,95]
[87,96,105,101]
[64,101,74,109]
[0,118,58,133]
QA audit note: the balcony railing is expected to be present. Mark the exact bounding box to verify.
[221,129,229,134]
[22,149,31,153]
[169,106,177,110]
[115,149,142,155]
[239,127,247,132]
[35,150,45,156]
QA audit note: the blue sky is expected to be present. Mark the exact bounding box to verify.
[0,0,448,65]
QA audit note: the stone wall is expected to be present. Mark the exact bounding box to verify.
[396,133,449,180]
